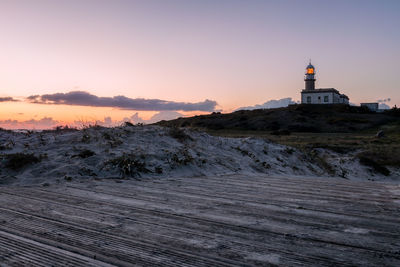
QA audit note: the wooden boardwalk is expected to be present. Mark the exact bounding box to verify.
[0,175,399,266]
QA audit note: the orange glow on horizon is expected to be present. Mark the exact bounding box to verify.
[0,101,211,129]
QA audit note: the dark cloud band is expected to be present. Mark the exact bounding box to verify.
[0,97,18,102]
[236,97,297,111]
[27,91,217,111]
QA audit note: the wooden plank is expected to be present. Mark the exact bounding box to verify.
[0,174,399,266]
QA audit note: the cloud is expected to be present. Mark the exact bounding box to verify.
[375,98,392,109]
[147,111,184,123]
[94,116,114,127]
[0,117,59,129]
[236,97,298,111]
[121,113,146,125]
[121,111,184,125]
[68,111,185,128]
[28,91,217,111]
[0,97,18,102]
[129,113,146,124]
[379,103,391,110]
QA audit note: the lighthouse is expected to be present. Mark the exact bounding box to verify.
[301,61,349,104]
[305,61,315,90]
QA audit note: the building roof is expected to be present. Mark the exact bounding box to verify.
[306,60,314,69]
[340,94,349,100]
[301,88,339,94]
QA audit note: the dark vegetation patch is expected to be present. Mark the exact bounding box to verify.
[83,124,105,130]
[284,148,295,155]
[384,106,400,117]
[102,132,113,140]
[169,127,193,142]
[42,125,78,133]
[358,154,391,176]
[0,127,12,133]
[306,150,336,175]
[168,148,194,167]
[72,149,95,159]
[158,104,399,133]
[107,154,149,177]
[81,134,91,143]
[3,153,42,170]
[271,130,291,136]
[154,166,163,174]
[0,141,15,150]
[356,146,400,176]
[101,131,123,147]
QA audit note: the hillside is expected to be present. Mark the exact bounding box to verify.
[157,104,400,133]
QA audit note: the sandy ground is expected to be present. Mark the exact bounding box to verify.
[1,126,398,186]
[0,174,399,266]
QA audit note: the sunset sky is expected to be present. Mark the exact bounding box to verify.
[0,0,399,129]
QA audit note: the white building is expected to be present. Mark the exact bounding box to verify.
[301,62,349,105]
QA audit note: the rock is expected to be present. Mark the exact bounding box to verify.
[376,130,385,138]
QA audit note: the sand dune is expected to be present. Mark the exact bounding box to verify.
[0,125,398,185]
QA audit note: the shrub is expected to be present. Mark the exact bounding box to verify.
[262,162,271,169]
[0,140,15,150]
[43,125,78,133]
[155,166,163,174]
[284,147,295,155]
[73,149,95,158]
[81,134,91,143]
[102,132,113,140]
[108,154,149,177]
[4,153,41,170]
[169,127,192,141]
[171,150,193,165]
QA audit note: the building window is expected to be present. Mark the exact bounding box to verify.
[324,96,329,102]
[307,96,311,103]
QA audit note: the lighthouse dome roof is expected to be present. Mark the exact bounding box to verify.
[306,64,314,69]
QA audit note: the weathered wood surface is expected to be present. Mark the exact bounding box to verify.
[0,175,399,266]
